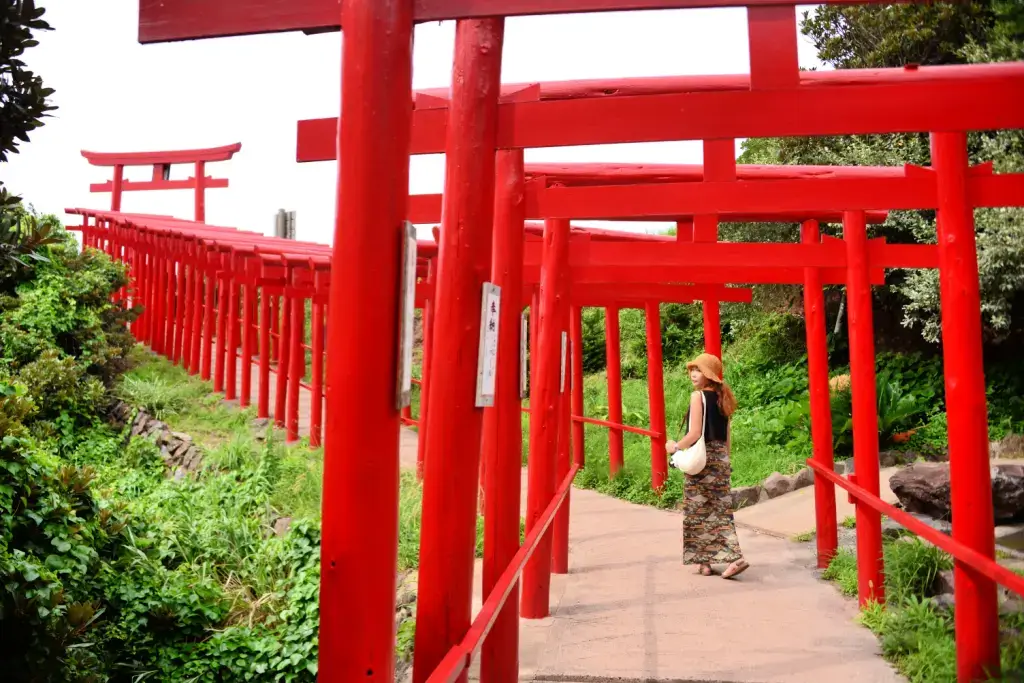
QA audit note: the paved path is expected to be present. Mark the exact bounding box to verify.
[234,362,902,681]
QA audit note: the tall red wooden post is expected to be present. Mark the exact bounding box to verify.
[570,304,585,468]
[802,220,838,568]
[194,160,206,222]
[605,305,625,475]
[271,295,281,362]
[317,0,414,679]
[110,165,124,211]
[696,139,735,359]
[287,288,305,443]
[258,280,272,419]
[414,18,505,683]
[480,148,525,683]
[844,210,885,606]
[552,256,572,575]
[645,301,668,491]
[522,217,570,618]
[932,131,1000,681]
[416,257,436,479]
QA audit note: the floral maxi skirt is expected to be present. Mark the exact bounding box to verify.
[682,440,743,566]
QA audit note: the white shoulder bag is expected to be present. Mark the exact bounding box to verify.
[669,392,707,476]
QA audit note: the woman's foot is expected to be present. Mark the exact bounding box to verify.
[722,559,749,580]
[696,564,714,576]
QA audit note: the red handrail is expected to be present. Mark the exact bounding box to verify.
[426,463,581,683]
[807,460,1024,596]
[572,414,662,439]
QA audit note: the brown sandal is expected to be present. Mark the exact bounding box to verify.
[722,559,749,580]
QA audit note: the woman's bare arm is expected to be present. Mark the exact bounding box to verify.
[675,391,704,450]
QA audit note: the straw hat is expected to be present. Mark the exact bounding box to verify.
[686,353,724,384]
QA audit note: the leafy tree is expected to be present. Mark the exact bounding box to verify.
[1,0,55,169]
[739,3,1024,344]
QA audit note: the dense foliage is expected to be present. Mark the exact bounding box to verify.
[1,0,55,204]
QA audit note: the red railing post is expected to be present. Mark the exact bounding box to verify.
[286,285,305,443]
[645,301,668,491]
[605,305,624,476]
[110,164,124,212]
[552,254,572,575]
[163,254,176,355]
[181,245,195,370]
[201,253,216,381]
[570,304,585,469]
[480,148,525,683]
[274,272,293,428]
[239,259,255,408]
[416,257,436,479]
[844,210,885,606]
[270,294,281,362]
[309,273,326,448]
[257,277,272,419]
[225,254,241,401]
[414,17,504,683]
[696,138,734,359]
[932,131,1001,682]
[214,264,230,393]
[802,220,838,569]
[172,238,187,363]
[317,0,413,679]
[522,217,570,619]
[189,251,204,375]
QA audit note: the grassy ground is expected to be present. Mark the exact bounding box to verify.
[516,364,814,509]
[118,347,498,572]
[821,539,1024,682]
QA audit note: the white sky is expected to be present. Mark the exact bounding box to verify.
[5,1,823,243]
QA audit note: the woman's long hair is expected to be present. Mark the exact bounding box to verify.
[708,379,737,418]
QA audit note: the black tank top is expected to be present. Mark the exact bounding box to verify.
[684,389,729,443]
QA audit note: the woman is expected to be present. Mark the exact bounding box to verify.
[665,353,748,579]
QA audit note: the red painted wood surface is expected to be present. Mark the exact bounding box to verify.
[140,0,919,43]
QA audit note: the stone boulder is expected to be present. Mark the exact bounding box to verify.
[762,472,795,499]
[731,486,761,510]
[890,462,1024,524]
[991,433,1024,460]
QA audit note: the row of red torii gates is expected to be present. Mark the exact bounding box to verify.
[83,1,1024,681]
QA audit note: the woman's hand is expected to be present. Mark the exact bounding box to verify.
[665,440,678,454]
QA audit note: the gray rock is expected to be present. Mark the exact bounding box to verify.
[879,450,901,468]
[891,462,1024,524]
[273,517,292,537]
[763,472,795,498]
[793,468,815,491]
[932,594,956,612]
[171,431,192,443]
[833,460,848,475]
[889,463,953,521]
[757,486,771,503]
[992,433,1024,460]
[883,512,952,540]
[731,486,761,510]
[251,417,271,430]
[172,467,187,481]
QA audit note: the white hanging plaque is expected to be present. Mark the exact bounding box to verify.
[476,282,502,407]
[520,312,529,399]
[396,222,417,410]
[560,331,568,392]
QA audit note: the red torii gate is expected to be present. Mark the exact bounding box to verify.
[136,2,1024,683]
[81,143,241,223]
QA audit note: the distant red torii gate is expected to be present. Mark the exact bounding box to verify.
[81,143,241,223]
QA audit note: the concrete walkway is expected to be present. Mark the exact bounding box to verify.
[236,363,901,681]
